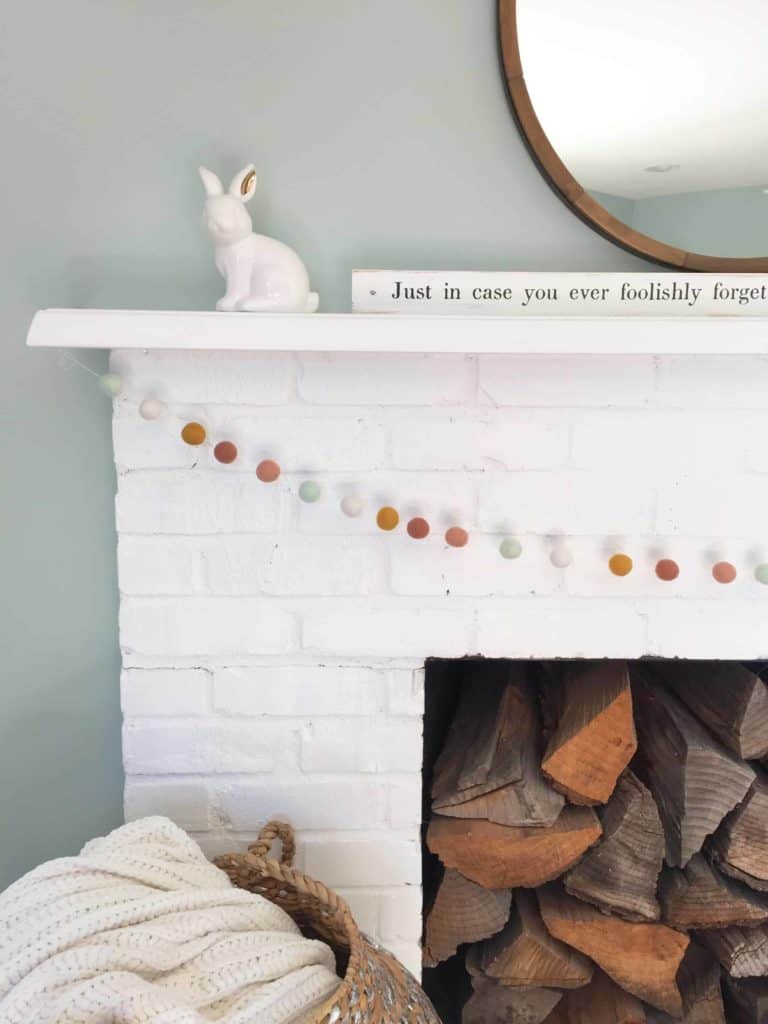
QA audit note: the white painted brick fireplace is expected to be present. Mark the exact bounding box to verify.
[110,345,768,977]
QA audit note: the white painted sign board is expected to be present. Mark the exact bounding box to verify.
[352,271,768,317]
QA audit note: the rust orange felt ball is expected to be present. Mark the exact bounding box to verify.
[609,553,633,576]
[256,459,281,483]
[713,561,737,584]
[213,441,238,464]
[376,506,399,531]
[445,527,469,548]
[655,558,680,581]
[181,422,206,446]
[407,517,430,540]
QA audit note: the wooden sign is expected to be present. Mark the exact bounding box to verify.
[352,271,768,317]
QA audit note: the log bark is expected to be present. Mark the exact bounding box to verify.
[650,661,768,760]
[427,805,602,890]
[565,770,663,922]
[432,663,523,801]
[709,774,768,892]
[537,883,691,1016]
[723,977,768,1024]
[465,942,484,982]
[479,889,592,990]
[462,979,561,1024]
[423,868,512,967]
[674,947,726,1024]
[631,669,755,867]
[660,853,768,930]
[540,660,637,805]
[652,957,725,1024]
[432,665,564,827]
[543,970,646,1024]
[698,923,768,977]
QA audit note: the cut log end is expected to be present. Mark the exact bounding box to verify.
[544,970,647,1024]
[565,769,663,922]
[709,773,768,893]
[537,883,691,1017]
[660,853,768,931]
[423,868,511,967]
[427,805,602,890]
[462,980,561,1024]
[479,889,593,990]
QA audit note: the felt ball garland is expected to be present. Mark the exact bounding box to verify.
[713,561,737,584]
[213,441,238,464]
[256,459,281,483]
[98,379,768,586]
[139,398,167,421]
[407,517,430,540]
[376,506,399,531]
[655,558,680,582]
[445,527,469,548]
[181,422,206,446]
[99,373,123,397]
[341,495,365,517]
[299,480,322,503]
[550,545,573,569]
[609,553,633,577]
[499,537,522,559]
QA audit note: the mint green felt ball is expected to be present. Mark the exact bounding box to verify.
[755,564,768,585]
[99,373,123,397]
[299,480,322,503]
[499,537,522,560]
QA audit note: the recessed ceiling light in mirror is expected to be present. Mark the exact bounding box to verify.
[644,164,681,174]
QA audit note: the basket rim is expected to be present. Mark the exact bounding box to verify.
[214,821,370,1024]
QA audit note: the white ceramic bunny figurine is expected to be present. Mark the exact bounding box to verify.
[199,164,319,313]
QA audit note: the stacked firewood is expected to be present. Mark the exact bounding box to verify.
[423,660,768,1023]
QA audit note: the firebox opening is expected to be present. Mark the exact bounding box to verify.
[421,657,768,1024]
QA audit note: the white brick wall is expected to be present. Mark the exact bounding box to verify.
[111,348,768,977]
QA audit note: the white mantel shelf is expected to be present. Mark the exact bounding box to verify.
[26,308,768,354]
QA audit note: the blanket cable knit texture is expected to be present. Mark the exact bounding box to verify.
[0,817,340,1023]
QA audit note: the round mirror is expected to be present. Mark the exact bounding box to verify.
[499,0,768,270]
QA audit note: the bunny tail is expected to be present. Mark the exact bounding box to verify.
[306,292,320,313]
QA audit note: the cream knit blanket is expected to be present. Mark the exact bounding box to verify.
[0,817,340,1024]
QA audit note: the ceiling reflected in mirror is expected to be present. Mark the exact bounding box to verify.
[501,0,768,269]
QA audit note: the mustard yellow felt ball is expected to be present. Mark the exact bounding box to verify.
[609,553,633,577]
[181,422,206,446]
[376,506,399,531]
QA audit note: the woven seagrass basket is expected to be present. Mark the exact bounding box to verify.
[215,821,440,1024]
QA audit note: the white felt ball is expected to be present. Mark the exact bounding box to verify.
[139,398,167,421]
[341,495,365,518]
[550,546,573,569]
[99,373,123,397]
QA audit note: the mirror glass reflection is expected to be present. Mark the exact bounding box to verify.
[517,0,768,258]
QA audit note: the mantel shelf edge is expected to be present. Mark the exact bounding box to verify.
[25,308,768,355]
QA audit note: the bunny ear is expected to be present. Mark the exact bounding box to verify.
[199,167,223,198]
[229,164,257,202]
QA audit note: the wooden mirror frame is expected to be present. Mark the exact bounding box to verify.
[498,0,768,272]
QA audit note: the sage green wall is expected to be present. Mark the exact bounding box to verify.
[632,188,768,259]
[590,187,768,259]
[0,0,647,888]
